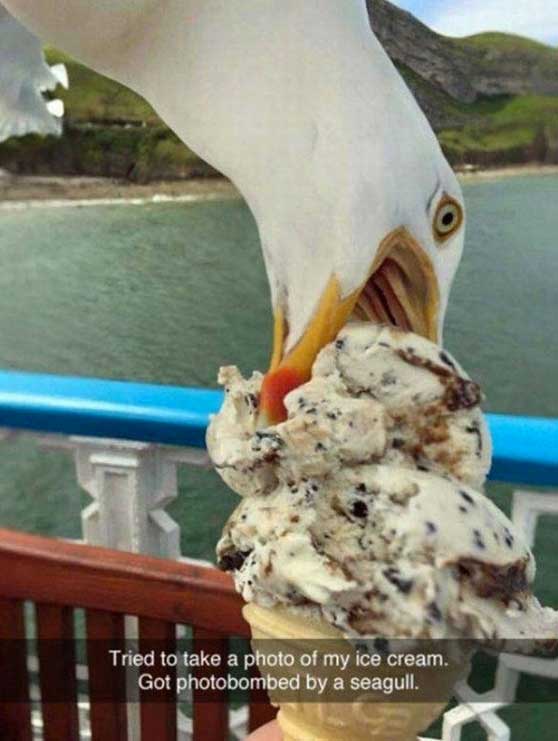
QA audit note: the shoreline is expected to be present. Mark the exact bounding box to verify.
[0,174,240,208]
[1,164,557,206]
[456,164,558,181]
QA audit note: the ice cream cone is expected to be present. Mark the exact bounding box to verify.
[243,603,467,741]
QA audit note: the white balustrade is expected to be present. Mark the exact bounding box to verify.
[36,434,210,559]
[31,434,234,741]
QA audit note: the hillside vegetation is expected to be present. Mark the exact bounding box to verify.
[441,32,558,164]
[1,14,557,179]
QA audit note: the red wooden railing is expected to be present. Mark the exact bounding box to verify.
[0,528,276,741]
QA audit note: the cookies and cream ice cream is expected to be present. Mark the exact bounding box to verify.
[207,324,557,644]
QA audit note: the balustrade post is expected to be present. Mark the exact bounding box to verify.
[74,438,181,558]
[37,435,210,559]
[35,435,213,741]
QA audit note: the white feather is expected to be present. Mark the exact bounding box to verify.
[0,2,66,142]
[47,63,69,91]
[45,98,64,118]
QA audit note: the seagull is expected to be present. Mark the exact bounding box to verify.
[0,2,68,143]
[3,0,466,423]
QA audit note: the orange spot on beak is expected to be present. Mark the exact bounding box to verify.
[259,367,306,425]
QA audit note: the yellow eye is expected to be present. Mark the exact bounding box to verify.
[433,197,463,242]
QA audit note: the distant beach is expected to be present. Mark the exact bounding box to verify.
[1,164,558,205]
[456,164,558,181]
[0,172,239,206]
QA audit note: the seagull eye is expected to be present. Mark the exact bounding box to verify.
[433,197,463,242]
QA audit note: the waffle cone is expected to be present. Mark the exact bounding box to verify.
[243,603,466,741]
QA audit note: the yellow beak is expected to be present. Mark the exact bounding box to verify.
[259,228,440,425]
[259,276,360,424]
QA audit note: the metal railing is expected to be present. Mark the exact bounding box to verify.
[1,368,557,485]
[0,368,557,741]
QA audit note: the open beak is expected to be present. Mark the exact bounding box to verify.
[259,228,440,424]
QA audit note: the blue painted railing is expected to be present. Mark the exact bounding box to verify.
[0,369,557,487]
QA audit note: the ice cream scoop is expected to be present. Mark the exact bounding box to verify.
[208,324,490,496]
[208,324,557,645]
[218,463,557,642]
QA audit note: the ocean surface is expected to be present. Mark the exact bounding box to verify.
[0,173,557,570]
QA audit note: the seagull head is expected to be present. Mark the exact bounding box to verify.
[250,9,465,424]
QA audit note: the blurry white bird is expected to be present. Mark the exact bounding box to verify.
[3,0,466,423]
[0,2,67,143]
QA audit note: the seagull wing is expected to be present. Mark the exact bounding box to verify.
[0,2,64,142]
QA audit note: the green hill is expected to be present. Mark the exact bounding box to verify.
[1,10,557,179]
[460,31,554,54]
[440,32,558,164]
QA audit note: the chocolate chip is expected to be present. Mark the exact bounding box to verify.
[425,521,437,534]
[351,500,368,518]
[473,529,486,550]
[445,378,482,412]
[218,548,252,572]
[315,442,326,452]
[459,505,468,514]
[427,602,442,622]
[254,431,284,446]
[246,393,259,410]
[439,350,456,369]
[356,483,367,493]
[335,339,345,350]
[460,490,475,505]
[466,422,483,453]
[392,438,405,449]
[381,371,397,386]
[383,568,413,594]
[455,557,529,602]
